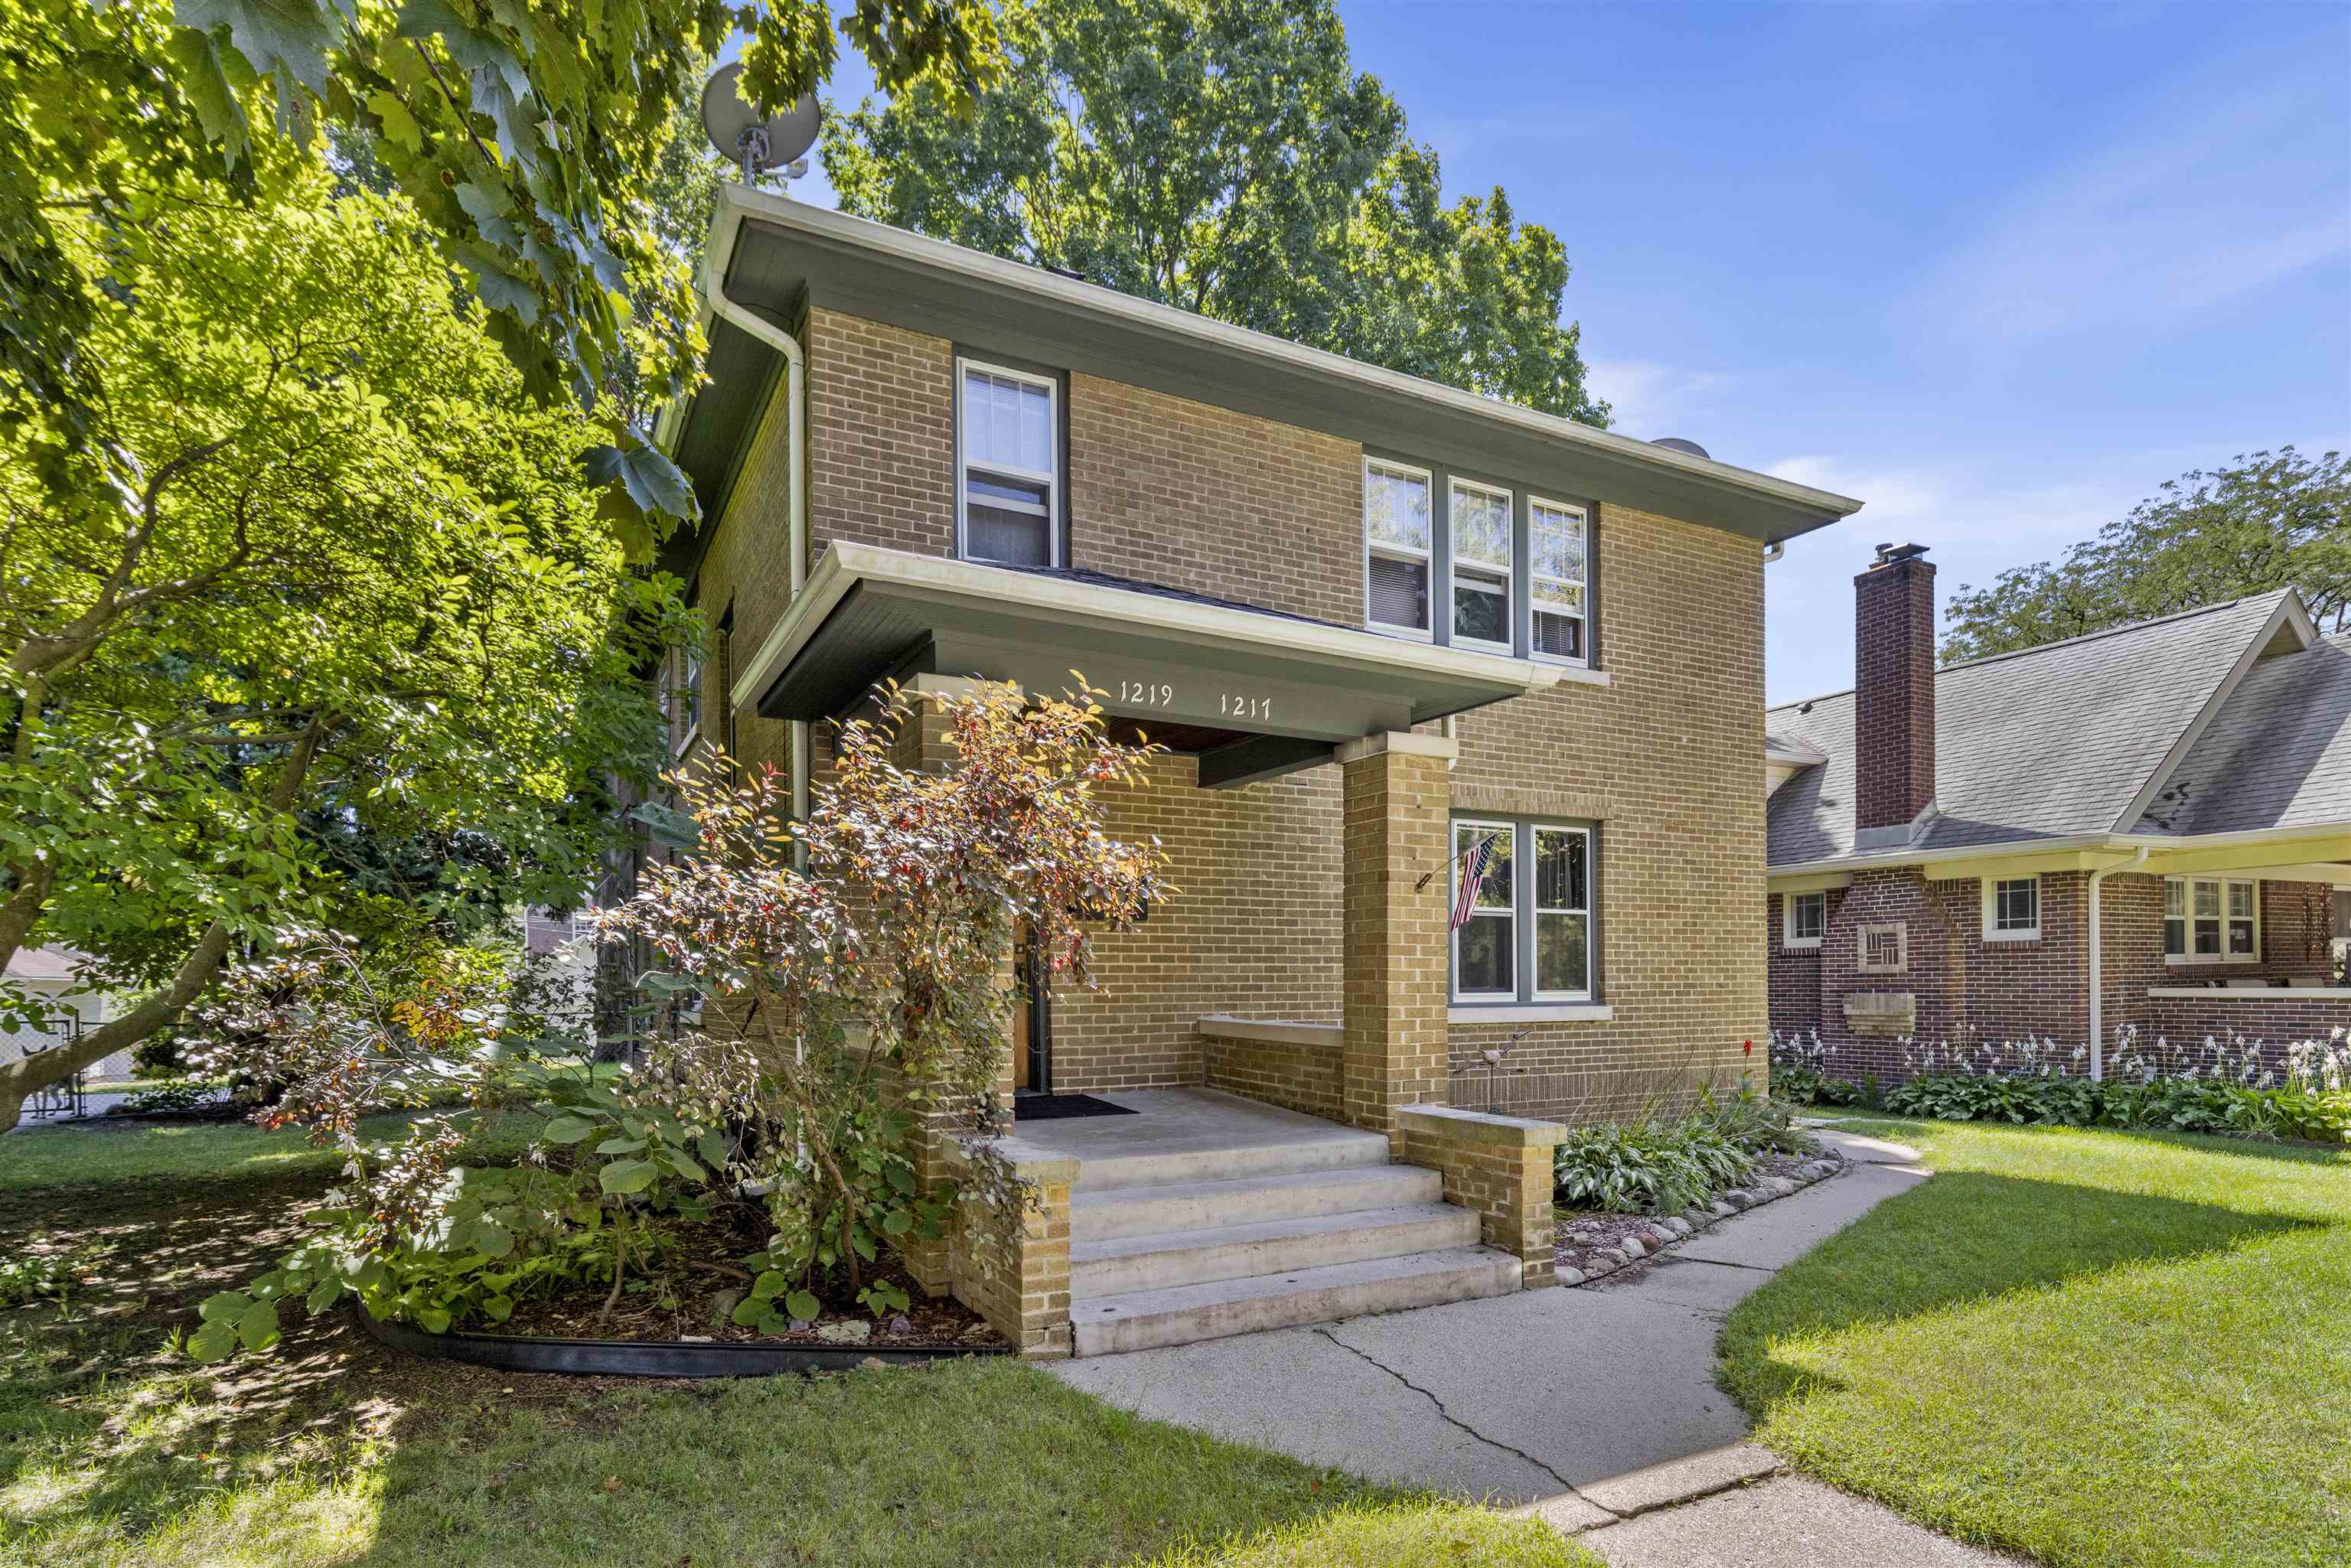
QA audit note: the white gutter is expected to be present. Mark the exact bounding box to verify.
[1767,821,2351,882]
[703,187,812,833]
[2086,846,2148,1082]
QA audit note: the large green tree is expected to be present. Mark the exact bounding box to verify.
[822,0,1609,423]
[0,168,690,1129]
[1943,448,2351,663]
[2,0,1006,532]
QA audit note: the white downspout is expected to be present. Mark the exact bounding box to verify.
[2086,846,2149,1081]
[700,191,812,839]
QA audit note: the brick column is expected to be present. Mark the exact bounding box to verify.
[1339,730,1456,1141]
[1395,1104,1566,1288]
[946,1137,1076,1358]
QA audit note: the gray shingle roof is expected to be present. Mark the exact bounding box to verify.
[2133,631,2351,836]
[1766,591,2303,865]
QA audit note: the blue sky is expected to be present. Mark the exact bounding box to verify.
[791,2,2351,704]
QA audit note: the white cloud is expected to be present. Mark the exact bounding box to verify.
[1912,46,2349,358]
[1584,359,1733,442]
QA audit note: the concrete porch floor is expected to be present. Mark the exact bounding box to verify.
[1012,1087,1383,1189]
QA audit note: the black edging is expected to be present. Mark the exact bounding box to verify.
[355,1303,1006,1378]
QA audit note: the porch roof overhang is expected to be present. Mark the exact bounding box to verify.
[734,543,1577,786]
[1766,824,2351,888]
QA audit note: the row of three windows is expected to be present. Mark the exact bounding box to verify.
[1367,461,1588,663]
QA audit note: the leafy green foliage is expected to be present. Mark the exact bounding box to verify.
[0,171,684,1120]
[1,0,1006,531]
[1554,1084,1815,1215]
[1883,1071,2351,1144]
[0,1242,98,1308]
[115,1078,222,1116]
[823,0,1608,422]
[1943,446,2349,663]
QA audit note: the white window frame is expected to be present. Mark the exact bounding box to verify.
[1530,823,1593,1002]
[1449,817,1519,1002]
[954,357,1061,569]
[1446,478,1515,654]
[2164,875,2261,965]
[1983,875,2041,943]
[1782,891,1825,950]
[670,646,703,757]
[1528,494,1590,668]
[1364,458,1436,641]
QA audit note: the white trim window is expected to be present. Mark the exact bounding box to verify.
[1529,497,1588,664]
[1451,817,1596,1004]
[2166,875,2259,963]
[1531,824,1592,999]
[1984,875,2040,942]
[1449,478,1514,650]
[670,646,703,754]
[1365,459,1433,637]
[1450,818,1516,998]
[1782,891,1825,950]
[957,360,1059,568]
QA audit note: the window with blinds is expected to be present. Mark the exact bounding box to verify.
[1365,461,1433,635]
[958,362,1058,567]
[1530,497,1587,663]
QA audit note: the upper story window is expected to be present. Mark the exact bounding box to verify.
[1782,890,1825,950]
[1530,497,1587,662]
[1363,458,1590,666]
[957,360,1058,567]
[1365,460,1433,637]
[668,646,703,752]
[1451,816,1595,1005]
[2166,875,2258,963]
[1449,480,1514,650]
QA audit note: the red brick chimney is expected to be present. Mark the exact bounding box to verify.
[1854,543,1936,844]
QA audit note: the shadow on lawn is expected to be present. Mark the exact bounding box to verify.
[1721,1169,2330,1410]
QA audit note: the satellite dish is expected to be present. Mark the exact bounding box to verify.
[699,62,819,184]
[1648,436,1711,460]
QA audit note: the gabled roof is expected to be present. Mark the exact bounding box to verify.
[1766,589,2320,866]
[2134,630,2351,836]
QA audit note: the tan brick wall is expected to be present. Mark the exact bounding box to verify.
[1068,374,1361,623]
[947,1145,1074,1359]
[1050,753,1343,1096]
[807,308,955,564]
[1343,738,1455,1136]
[1203,1030,1343,1121]
[1447,507,1769,1120]
[1396,1105,1564,1287]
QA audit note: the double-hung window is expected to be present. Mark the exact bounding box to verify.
[1529,498,1587,663]
[2165,875,2259,962]
[1365,460,1433,636]
[1450,817,1596,1004]
[1449,480,1514,650]
[957,360,1058,567]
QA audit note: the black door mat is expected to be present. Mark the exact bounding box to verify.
[1012,1093,1140,1122]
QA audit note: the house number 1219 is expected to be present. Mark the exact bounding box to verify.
[1119,680,1175,707]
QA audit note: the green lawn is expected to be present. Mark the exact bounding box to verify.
[1721,1117,2351,1568]
[0,1115,1592,1568]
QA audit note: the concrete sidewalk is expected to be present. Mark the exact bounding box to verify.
[1052,1129,2010,1565]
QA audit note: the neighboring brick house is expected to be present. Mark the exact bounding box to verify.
[654,187,1863,1354]
[1766,545,2351,1083]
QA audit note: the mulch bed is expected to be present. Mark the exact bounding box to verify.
[493,1212,999,1352]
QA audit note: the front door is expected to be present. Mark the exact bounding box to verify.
[1012,923,1052,1094]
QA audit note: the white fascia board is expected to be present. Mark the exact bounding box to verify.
[1769,823,2351,883]
[733,543,1570,714]
[719,188,1864,526]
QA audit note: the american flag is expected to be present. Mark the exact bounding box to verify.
[1451,832,1502,930]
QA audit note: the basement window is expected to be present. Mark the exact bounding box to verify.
[957,360,1059,568]
[1985,876,2040,942]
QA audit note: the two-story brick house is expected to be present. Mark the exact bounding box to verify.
[655,186,1861,1355]
[1766,545,2351,1084]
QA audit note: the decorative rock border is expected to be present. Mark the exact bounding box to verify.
[355,1302,1008,1378]
[1554,1149,1847,1287]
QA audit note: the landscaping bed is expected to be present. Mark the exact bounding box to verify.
[1554,1148,1844,1283]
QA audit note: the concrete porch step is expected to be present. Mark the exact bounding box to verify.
[1071,1201,1482,1297]
[1069,1123,1392,1194]
[1070,1245,1521,1357]
[1071,1163,1444,1242]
